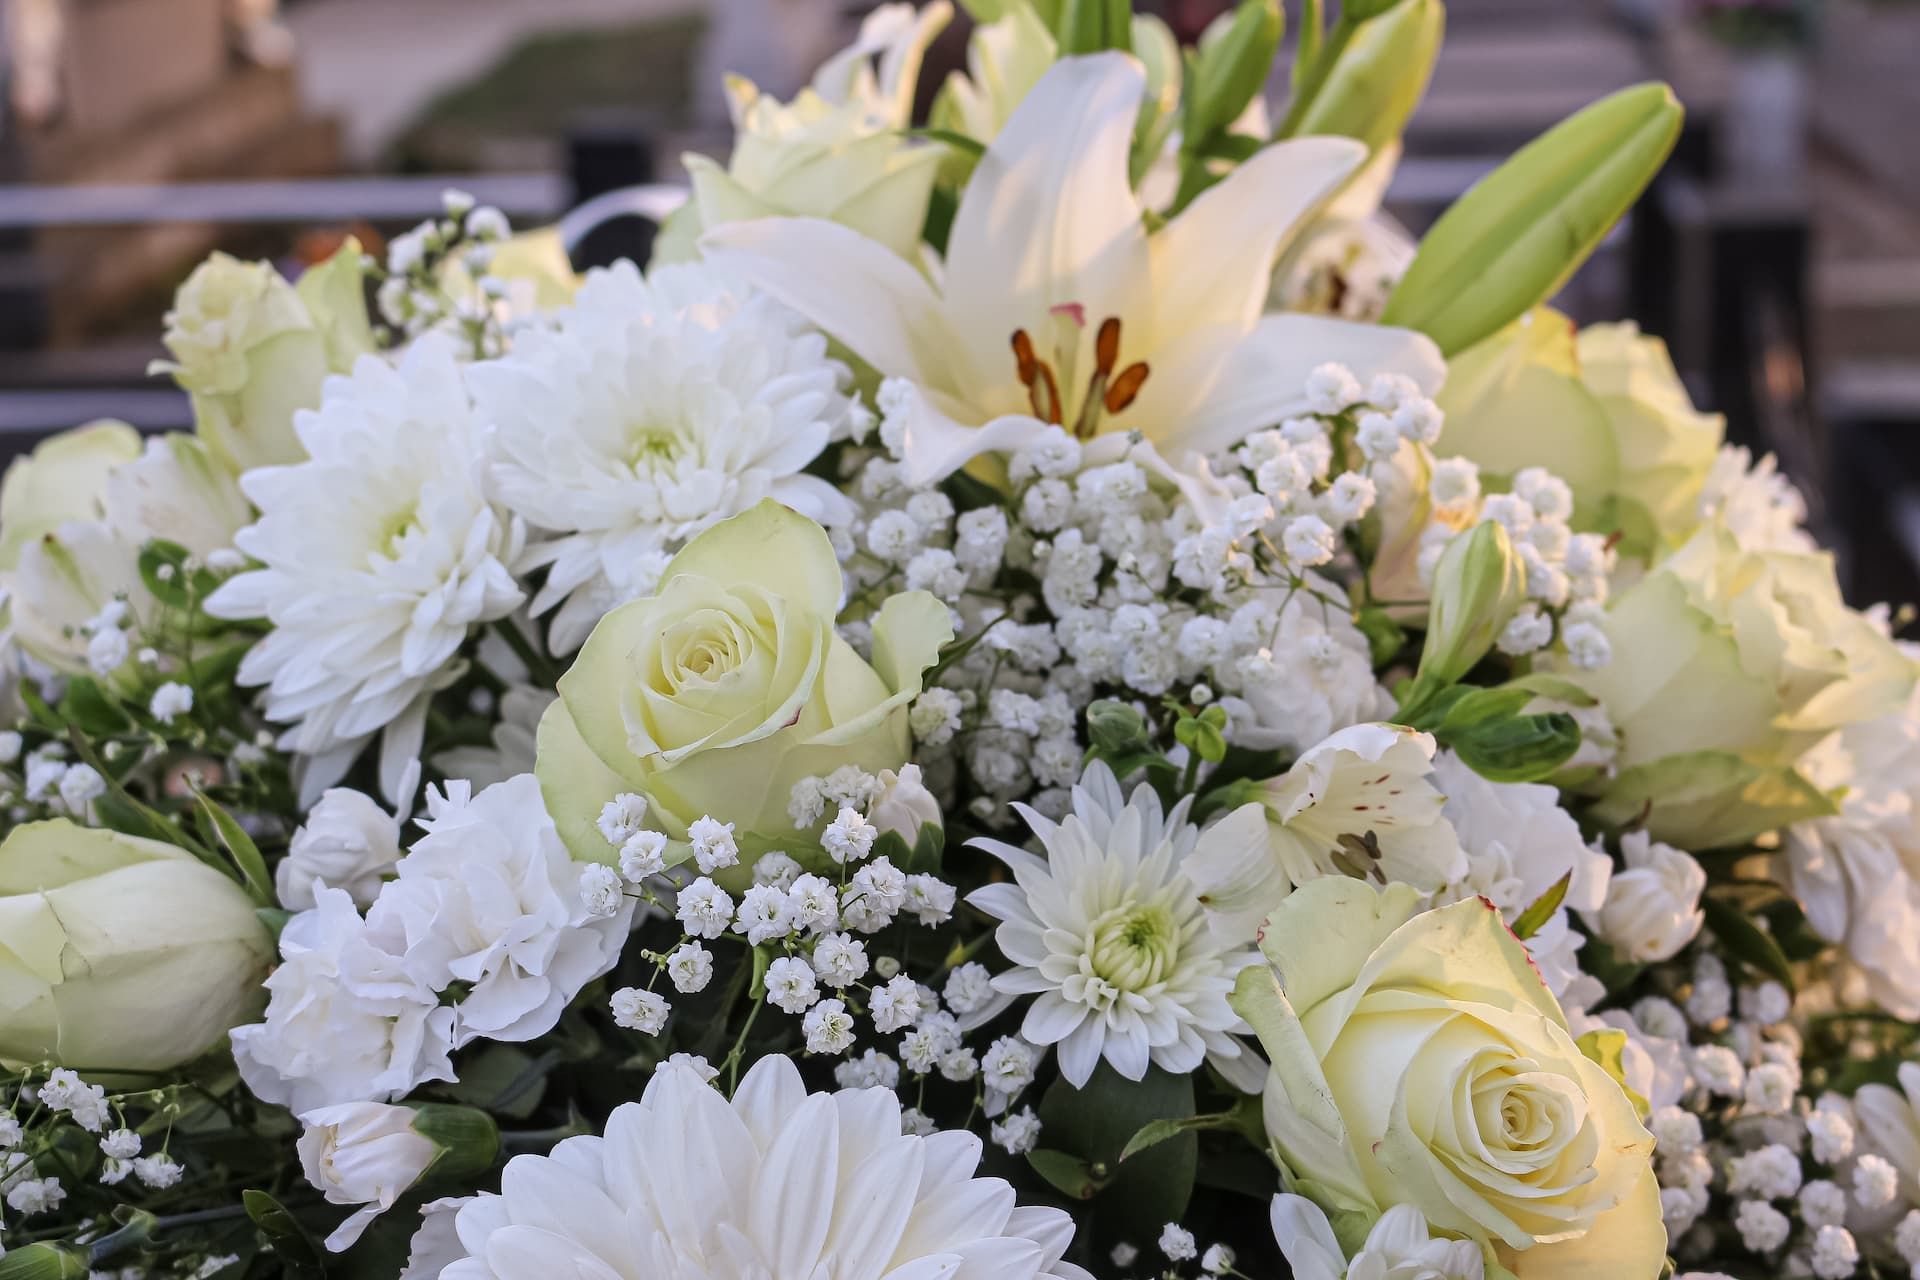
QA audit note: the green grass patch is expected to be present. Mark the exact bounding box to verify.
[391,12,707,170]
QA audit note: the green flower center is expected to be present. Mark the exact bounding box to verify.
[1088,901,1179,991]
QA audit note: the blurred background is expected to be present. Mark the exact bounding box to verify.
[0,0,1914,603]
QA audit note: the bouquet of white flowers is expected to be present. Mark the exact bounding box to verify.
[1,3,1915,1278]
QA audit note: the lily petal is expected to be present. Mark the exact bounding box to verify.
[1169,313,1446,456]
[1151,135,1367,338]
[943,52,1152,395]
[702,215,969,392]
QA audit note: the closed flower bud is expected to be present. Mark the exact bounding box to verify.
[299,1101,494,1251]
[1406,520,1522,713]
[870,763,941,844]
[1589,831,1705,962]
[0,820,273,1072]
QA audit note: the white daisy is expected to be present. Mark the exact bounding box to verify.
[967,761,1262,1089]
[207,336,525,804]
[468,261,858,652]
[439,1054,1095,1280]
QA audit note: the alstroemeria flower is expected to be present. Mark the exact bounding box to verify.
[705,52,1445,483]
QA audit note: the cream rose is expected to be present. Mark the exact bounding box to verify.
[535,500,951,861]
[1231,876,1665,1279]
[1557,522,1915,848]
[657,4,953,263]
[1437,310,1722,554]
[151,242,375,472]
[0,820,274,1071]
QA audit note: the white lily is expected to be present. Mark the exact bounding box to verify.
[705,52,1445,485]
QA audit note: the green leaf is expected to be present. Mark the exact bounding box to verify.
[1056,0,1132,54]
[255,907,294,943]
[192,788,274,908]
[444,1044,549,1120]
[1380,82,1683,354]
[1449,711,1581,783]
[1355,605,1406,667]
[409,1103,501,1180]
[58,677,130,736]
[0,1244,92,1280]
[1702,893,1795,992]
[1118,1095,1265,1162]
[1027,1148,1105,1199]
[901,127,987,158]
[243,1190,324,1279]
[1038,1063,1198,1231]
[1497,672,1598,708]
[1511,871,1571,941]
[1293,0,1325,90]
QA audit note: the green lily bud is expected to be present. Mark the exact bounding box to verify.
[1185,0,1283,144]
[1290,0,1444,152]
[0,1245,90,1280]
[1380,82,1683,355]
[1414,520,1524,691]
[1056,0,1131,54]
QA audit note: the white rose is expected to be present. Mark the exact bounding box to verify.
[661,4,952,263]
[1559,523,1915,849]
[0,820,273,1071]
[299,1102,439,1251]
[0,420,140,571]
[152,243,375,471]
[1590,830,1705,963]
[1233,877,1665,1278]
[104,433,251,558]
[277,776,411,911]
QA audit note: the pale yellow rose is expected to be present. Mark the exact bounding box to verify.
[1558,523,1915,848]
[151,242,375,472]
[1436,309,1722,553]
[659,3,953,264]
[1232,876,1665,1279]
[0,820,273,1071]
[0,420,141,571]
[535,500,952,861]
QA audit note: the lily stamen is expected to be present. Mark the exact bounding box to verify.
[1013,314,1152,440]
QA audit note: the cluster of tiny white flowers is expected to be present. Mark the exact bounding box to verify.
[373,189,519,356]
[0,1069,190,1225]
[608,774,961,1064]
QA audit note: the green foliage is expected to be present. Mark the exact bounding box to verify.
[1037,1063,1199,1231]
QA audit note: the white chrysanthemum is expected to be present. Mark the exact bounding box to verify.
[967,762,1261,1088]
[207,336,525,803]
[440,1055,1095,1280]
[469,261,858,652]
[369,773,633,1046]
